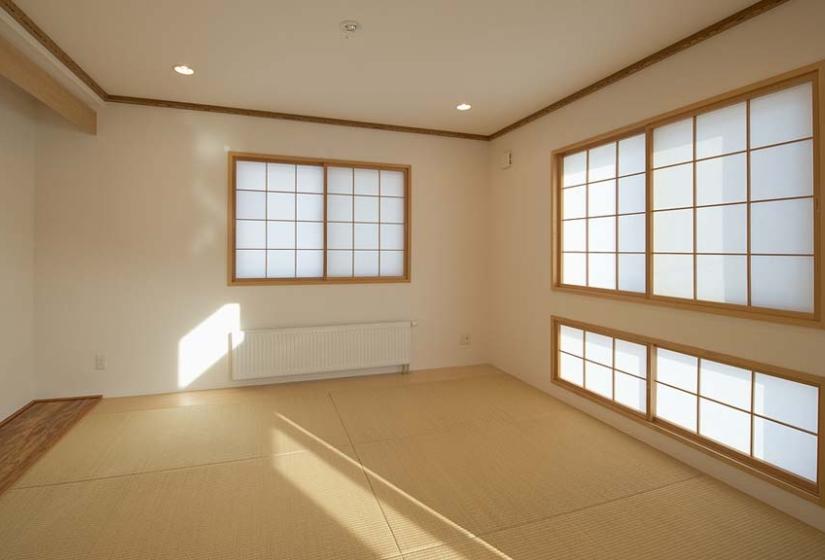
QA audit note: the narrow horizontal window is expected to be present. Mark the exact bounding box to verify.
[552,317,822,499]
[229,154,410,284]
[554,70,821,326]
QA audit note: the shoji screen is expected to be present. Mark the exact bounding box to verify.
[230,155,409,284]
[560,134,647,292]
[652,81,814,312]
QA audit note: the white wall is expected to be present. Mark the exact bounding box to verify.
[33,102,491,398]
[0,77,37,420]
[488,0,825,530]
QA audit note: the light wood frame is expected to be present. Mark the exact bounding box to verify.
[550,315,825,504]
[227,152,411,286]
[552,61,825,328]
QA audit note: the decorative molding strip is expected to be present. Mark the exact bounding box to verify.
[489,0,792,139]
[107,95,489,141]
[1,0,791,141]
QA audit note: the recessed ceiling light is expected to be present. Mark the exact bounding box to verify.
[340,20,360,38]
[456,103,472,111]
[174,65,195,76]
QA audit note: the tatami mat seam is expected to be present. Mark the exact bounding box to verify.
[329,391,405,559]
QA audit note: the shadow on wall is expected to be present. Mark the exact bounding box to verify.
[177,303,244,388]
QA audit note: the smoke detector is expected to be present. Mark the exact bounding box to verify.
[340,20,361,38]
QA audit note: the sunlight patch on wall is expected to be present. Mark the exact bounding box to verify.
[178,303,244,388]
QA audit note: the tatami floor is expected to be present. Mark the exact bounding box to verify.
[0,365,823,559]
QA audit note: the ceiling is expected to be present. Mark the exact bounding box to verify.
[16,0,757,135]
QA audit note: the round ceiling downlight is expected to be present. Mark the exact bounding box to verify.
[174,65,195,76]
[456,103,472,111]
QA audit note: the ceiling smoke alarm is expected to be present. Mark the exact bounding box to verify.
[340,20,360,38]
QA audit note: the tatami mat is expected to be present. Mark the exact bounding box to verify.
[1,364,823,560]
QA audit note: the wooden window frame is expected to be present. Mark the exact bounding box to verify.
[227,152,412,286]
[552,61,825,328]
[551,315,825,504]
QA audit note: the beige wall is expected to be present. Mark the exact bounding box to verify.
[34,103,491,398]
[488,0,825,530]
[0,77,37,420]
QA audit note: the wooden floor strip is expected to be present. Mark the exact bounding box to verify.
[0,397,100,494]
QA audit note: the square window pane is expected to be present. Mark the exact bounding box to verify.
[618,214,645,253]
[751,255,813,313]
[588,217,615,252]
[559,326,584,357]
[560,353,584,386]
[696,102,746,159]
[267,221,295,249]
[327,223,352,249]
[753,417,817,481]
[563,185,587,220]
[267,250,295,278]
[328,167,353,193]
[657,348,698,393]
[585,332,613,366]
[618,134,645,176]
[380,251,404,276]
[656,383,697,432]
[750,140,813,201]
[696,204,746,254]
[381,197,405,223]
[354,196,379,222]
[618,174,646,215]
[653,163,693,210]
[355,223,379,250]
[588,253,616,290]
[615,371,647,413]
[588,143,616,182]
[296,165,324,193]
[653,118,693,168]
[754,373,818,433]
[354,251,379,276]
[296,250,323,277]
[618,254,646,293]
[236,190,266,220]
[267,193,295,220]
[296,222,323,249]
[585,361,613,399]
[615,339,647,378]
[296,193,323,221]
[699,399,751,454]
[653,209,693,253]
[751,198,813,255]
[267,163,295,191]
[327,250,353,277]
[563,151,587,187]
[696,255,747,305]
[236,161,266,190]
[696,153,747,206]
[588,180,616,217]
[380,224,404,250]
[328,194,353,222]
[750,82,813,149]
[563,219,586,252]
[235,220,266,249]
[380,170,405,196]
[563,253,586,286]
[700,360,751,410]
[235,250,265,279]
[653,254,693,299]
[355,168,379,195]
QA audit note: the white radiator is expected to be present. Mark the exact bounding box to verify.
[230,321,412,381]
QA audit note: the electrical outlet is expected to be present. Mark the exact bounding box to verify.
[459,334,471,346]
[94,354,107,371]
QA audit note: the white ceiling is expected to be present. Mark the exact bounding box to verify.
[17,0,756,135]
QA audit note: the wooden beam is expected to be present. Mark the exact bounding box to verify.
[0,34,96,134]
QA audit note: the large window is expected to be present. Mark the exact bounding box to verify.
[229,154,410,284]
[552,317,823,501]
[555,69,821,326]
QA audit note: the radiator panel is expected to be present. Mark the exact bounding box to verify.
[230,321,411,380]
